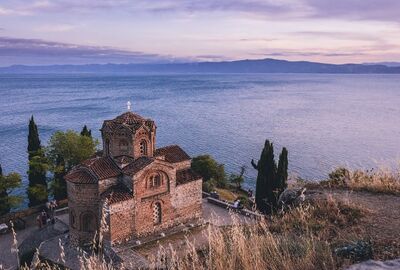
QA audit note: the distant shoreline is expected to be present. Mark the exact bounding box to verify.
[1,58,400,74]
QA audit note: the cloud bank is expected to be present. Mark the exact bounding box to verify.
[0,37,183,66]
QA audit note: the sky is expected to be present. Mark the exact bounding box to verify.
[1,0,400,66]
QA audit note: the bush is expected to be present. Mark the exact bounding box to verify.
[192,155,227,188]
[327,167,350,187]
[202,180,216,193]
[319,166,400,195]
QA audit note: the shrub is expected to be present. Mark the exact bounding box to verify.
[192,155,227,188]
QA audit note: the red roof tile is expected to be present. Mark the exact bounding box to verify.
[65,156,121,183]
[82,156,121,180]
[101,112,155,132]
[64,169,96,184]
[114,155,135,165]
[123,156,154,175]
[155,145,191,163]
[176,169,202,185]
[101,184,133,204]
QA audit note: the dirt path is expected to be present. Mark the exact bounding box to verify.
[313,188,400,260]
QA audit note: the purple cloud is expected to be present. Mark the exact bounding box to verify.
[304,0,400,22]
[0,37,185,66]
[2,0,400,22]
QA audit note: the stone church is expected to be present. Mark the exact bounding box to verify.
[65,109,203,246]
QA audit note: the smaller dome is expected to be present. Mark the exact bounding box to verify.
[101,111,155,133]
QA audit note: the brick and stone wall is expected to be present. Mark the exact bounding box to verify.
[67,182,100,246]
[173,179,203,223]
[108,199,135,243]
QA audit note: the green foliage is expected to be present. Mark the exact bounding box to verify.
[27,184,48,204]
[252,140,277,214]
[252,140,289,214]
[47,130,98,171]
[192,155,227,188]
[46,130,98,199]
[80,125,92,138]
[326,167,350,187]
[0,164,22,215]
[27,116,48,206]
[28,116,41,156]
[229,165,246,190]
[276,147,288,193]
[202,179,217,193]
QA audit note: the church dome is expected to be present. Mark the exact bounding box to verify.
[101,111,155,133]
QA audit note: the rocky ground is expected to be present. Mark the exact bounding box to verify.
[309,187,400,261]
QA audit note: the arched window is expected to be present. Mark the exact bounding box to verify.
[81,212,96,232]
[140,140,147,156]
[148,173,162,188]
[153,202,162,225]
[119,139,128,153]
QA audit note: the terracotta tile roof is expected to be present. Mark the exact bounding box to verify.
[64,169,96,184]
[101,184,133,204]
[176,169,202,186]
[155,145,191,163]
[101,112,155,132]
[123,156,154,175]
[81,156,121,180]
[65,156,121,184]
[114,155,135,165]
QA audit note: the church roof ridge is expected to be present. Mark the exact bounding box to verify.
[101,111,155,132]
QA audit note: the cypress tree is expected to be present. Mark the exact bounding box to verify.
[276,147,288,193]
[27,116,48,206]
[252,140,277,214]
[80,125,92,138]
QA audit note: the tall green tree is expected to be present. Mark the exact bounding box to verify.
[251,140,277,214]
[192,155,226,188]
[80,125,92,138]
[276,147,288,194]
[47,130,98,200]
[0,164,22,215]
[27,116,48,206]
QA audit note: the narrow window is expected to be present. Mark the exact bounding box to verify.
[153,202,162,225]
[105,139,110,155]
[140,140,147,156]
[81,212,95,232]
[70,210,76,229]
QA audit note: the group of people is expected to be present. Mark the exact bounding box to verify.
[36,199,58,229]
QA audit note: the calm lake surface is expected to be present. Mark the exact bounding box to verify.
[1,73,400,207]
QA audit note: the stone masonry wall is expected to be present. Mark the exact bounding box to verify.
[67,182,100,246]
[132,161,177,237]
[109,199,135,244]
[172,179,203,223]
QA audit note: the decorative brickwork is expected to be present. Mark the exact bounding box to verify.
[65,111,202,246]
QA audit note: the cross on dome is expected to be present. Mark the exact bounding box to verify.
[127,101,131,111]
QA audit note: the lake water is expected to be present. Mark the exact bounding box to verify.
[0,73,400,207]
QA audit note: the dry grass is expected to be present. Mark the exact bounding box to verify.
[214,187,239,201]
[311,165,400,195]
[147,196,365,270]
[10,196,367,270]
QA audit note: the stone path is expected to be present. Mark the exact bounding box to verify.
[0,213,69,270]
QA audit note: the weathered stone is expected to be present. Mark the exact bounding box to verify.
[65,111,203,247]
[277,187,306,211]
[346,259,400,270]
